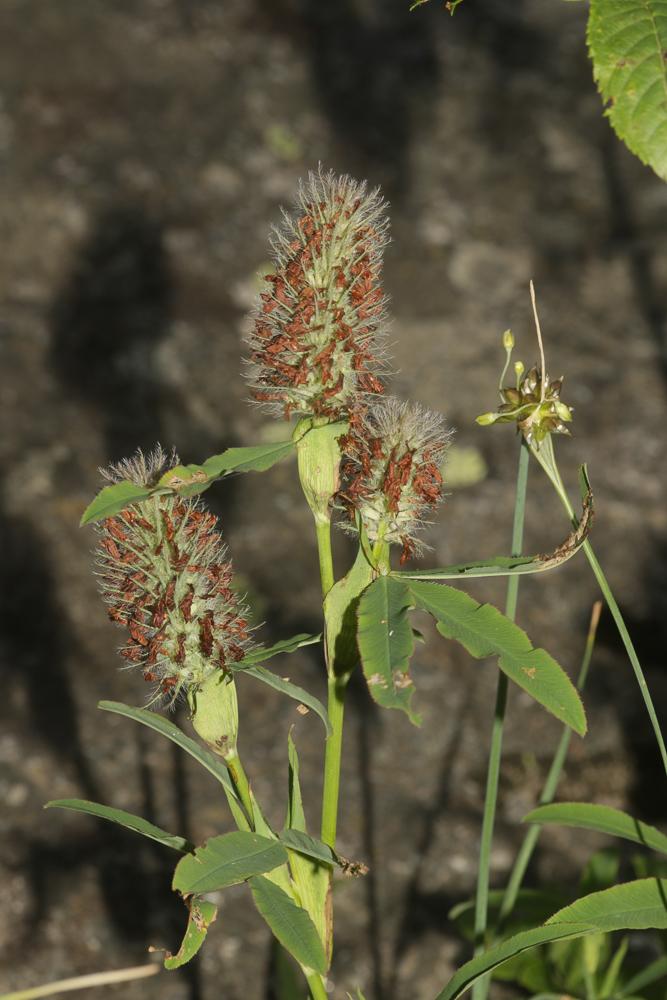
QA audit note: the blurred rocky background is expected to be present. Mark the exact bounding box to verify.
[2,0,667,997]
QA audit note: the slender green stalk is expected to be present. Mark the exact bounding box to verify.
[498,601,602,927]
[0,965,158,1000]
[471,439,530,1000]
[321,675,346,847]
[315,519,335,597]
[305,971,329,1000]
[226,752,255,829]
[533,436,667,780]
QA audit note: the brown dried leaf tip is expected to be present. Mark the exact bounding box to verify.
[339,398,452,563]
[95,447,253,703]
[246,169,390,421]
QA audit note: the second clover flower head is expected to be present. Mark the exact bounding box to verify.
[245,168,390,422]
[95,447,253,704]
[339,397,451,563]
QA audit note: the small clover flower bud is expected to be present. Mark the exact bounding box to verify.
[339,398,451,563]
[245,169,389,421]
[95,447,253,705]
[476,366,573,447]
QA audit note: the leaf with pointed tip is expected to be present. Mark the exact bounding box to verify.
[45,798,192,853]
[435,923,594,1000]
[410,582,586,735]
[232,665,331,736]
[98,701,248,829]
[395,475,592,580]
[525,802,667,856]
[164,898,217,970]
[80,481,152,526]
[249,876,328,974]
[588,0,667,182]
[239,634,321,666]
[279,829,337,868]
[356,576,419,723]
[173,832,287,895]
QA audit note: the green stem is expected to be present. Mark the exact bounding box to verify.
[0,966,158,1000]
[533,436,667,781]
[471,439,530,1000]
[226,752,255,830]
[497,600,602,928]
[321,675,346,847]
[315,519,335,597]
[305,971,328,1000]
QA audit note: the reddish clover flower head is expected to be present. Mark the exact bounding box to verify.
[95,447,253,704]
[339,398,451,562]
[245,169,390,421]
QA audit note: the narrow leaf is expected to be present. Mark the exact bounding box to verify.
[395,477,592,580]
[547,877,667,930]
[279,829,337,867]
[233,665,331,736]
[410,582,586,735]
[239,634,321,665]
[356,576,419,722]
[173,832,287,895]
[98,701,247,827]
[249,875,328,974]
[45,798,191,853]
[80,481,152,526]
[525,802,667,856]
[201,441,295,477]
[164,898,217,970]
[286,730,306,832]
[588,0,667,181]
[435,923,594,1000]
[618,954,667,996]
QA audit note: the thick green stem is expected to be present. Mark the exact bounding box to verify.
[533,436,667,781]
[305,971,329,1000]
[471,440,530,1000]
[498,601,602,927]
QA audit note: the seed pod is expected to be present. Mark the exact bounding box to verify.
[339,398,451,563]
[95,447,253,703]
[245,169,390,421]
[476,366,573,446]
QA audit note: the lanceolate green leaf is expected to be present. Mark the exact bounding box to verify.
[525,802,667,856]
[547,877,667,930]
[435,923,594,1000]
[80,481,152,526]
[249,875,328,974]
[45,799,192,853]
[324,543,375,679]
[356,576,418,722]
[173,832,287,895]
[279,829,337,867]
[232,664,331,736]
[411,582,586,735]
[98,701,248,828]
[239,634,321,665]
[164,898,217,970]
[80,441,295,525]
[588,0,667,181]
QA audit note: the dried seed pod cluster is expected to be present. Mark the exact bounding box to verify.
[95,448,252,702]
[246,169,389,421]
[477,366,572,446]
[339,398,451,562]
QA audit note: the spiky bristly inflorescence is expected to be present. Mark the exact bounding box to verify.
[95,448,253,703]
[339,398,451,563]
[245,169,390,421]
